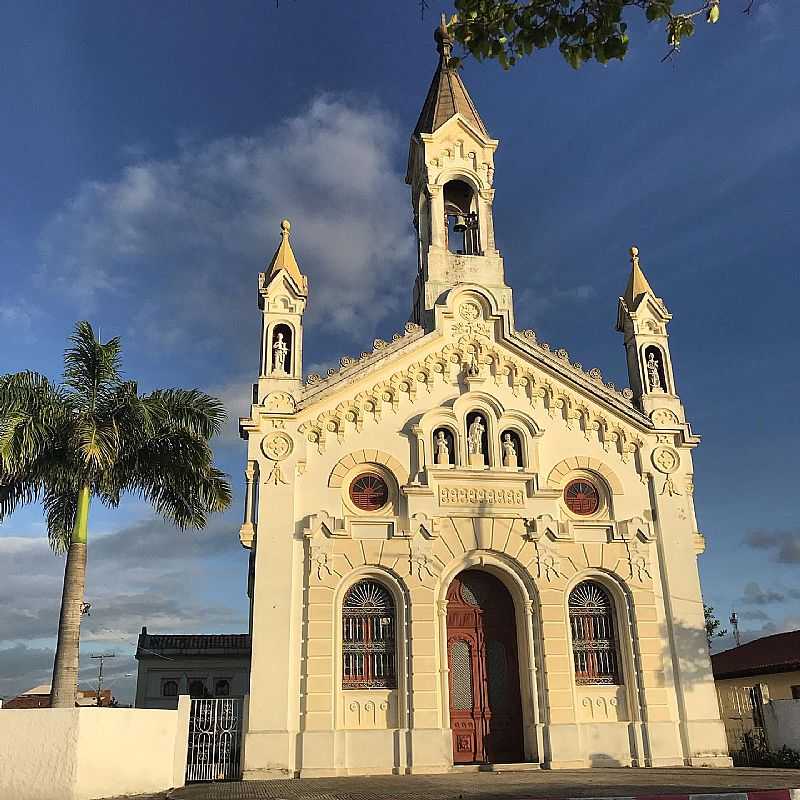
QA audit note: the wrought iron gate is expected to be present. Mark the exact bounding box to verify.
[186,698,242,782]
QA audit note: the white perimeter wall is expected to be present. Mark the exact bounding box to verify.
[0,697,190,800]
[765,699,800,752]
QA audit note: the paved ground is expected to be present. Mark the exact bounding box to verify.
[164,769,800,800]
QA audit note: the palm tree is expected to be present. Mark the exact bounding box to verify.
[0,321,231,708]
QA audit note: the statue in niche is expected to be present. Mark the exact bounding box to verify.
[435,431,451,465]
[466,349,480,377]
[646,351,662,392]
[467,417,485,466]
[272,332,289,374]
[502,433,518,468]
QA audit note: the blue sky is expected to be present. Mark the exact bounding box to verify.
[1,1,798,703]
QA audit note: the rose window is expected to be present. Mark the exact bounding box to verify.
[564,479,600,515]
[349,473,390,512]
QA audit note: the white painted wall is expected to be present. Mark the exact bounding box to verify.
[765,699,800,751]
[0,697,190,800]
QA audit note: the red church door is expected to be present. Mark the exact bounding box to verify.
[446,569,525,764]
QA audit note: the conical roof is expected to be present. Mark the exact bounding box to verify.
[265,219,307,294]
[413,19,489,138]
[623,246,655,307]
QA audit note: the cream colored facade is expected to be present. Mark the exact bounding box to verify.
[716,671,800,750]
[237,25,731,778]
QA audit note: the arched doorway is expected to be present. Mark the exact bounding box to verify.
[446,569,524,764]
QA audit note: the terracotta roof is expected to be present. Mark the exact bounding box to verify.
[711,630,800,680]
[136,628,251,659]
[413,22,488,138]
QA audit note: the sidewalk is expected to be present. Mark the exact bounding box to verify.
[167,768,800,800]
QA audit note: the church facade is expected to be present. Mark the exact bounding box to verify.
[237,24,731,778]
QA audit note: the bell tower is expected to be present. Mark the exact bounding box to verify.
[256,219,308,403]
[616,246,683,419]
[406,18,511,329]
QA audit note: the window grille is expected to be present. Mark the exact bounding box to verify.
[342,580,396,689]
[162,680,178,697]
[569,581,620,685]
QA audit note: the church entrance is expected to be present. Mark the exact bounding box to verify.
[446,569,525,764]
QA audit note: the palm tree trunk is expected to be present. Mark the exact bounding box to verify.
[50,485,90,709]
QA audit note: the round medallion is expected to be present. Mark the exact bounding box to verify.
[564,480,600,516]
[652,446,680,474]
[262,431,293,461]
[349,473,390,512]
[459,302,481,321]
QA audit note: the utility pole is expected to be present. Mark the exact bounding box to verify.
[730,610,741,647]
[90,653,115,706]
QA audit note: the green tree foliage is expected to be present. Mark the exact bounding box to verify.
[0,322,231,707]
[704,603,727,650]
[443,0,755,69]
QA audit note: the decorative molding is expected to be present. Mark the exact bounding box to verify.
[438,485,524,508]
[261,431,293,461]
[651,445,680,474]
[546,456,625,495]
[328,450,408,489]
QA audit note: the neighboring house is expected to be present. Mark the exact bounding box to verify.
[134,627,251,710]
[2,684,113,709]
[233,20,732,776]
[713,630,800,752]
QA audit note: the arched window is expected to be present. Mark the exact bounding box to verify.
[162,679,178,698]
[188,679,208,699]
[444,179,481,255]
[569,581,620,685]
[214,679,230,697]
[342,579,396,689]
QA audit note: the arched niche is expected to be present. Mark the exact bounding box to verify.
[465,410,490,467]
[444,179,480,255]
[269,323,293,376]
[499,428,523,469]
[432,426,457,466]
[643,344,668,394]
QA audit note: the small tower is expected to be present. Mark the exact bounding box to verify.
[256,219,308,402]
[616,246,682,418]
[406,17,511,328]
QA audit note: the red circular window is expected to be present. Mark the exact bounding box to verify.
[349,473,390,511]
[564,480,600,515]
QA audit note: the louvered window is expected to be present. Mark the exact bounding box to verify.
[342,580,396,689]
[569,581,620,685]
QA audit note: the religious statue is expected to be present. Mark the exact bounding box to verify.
[272,332,289,374]
[466,349,480,377]
[646,352,662,392]
[467,416,485,465]
[502,432,518,468]
[434,431,450,465]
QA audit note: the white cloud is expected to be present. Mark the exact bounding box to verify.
[36,96,416,368]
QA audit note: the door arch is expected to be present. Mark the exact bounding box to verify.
[446,569,524,764]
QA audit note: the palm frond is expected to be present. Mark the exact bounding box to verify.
[63,321,122,405]
[144,389,227,440]
[0,372,70,472]
[42,487,79,554]
[0,473,42,519]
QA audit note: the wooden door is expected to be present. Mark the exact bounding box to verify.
[446,570,524,764]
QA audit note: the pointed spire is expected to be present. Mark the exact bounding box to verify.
[623,245,655,307]
[266,219,307,294]
[413,17,489,138]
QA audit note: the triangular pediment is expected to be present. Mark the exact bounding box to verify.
[280,288,651,459]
